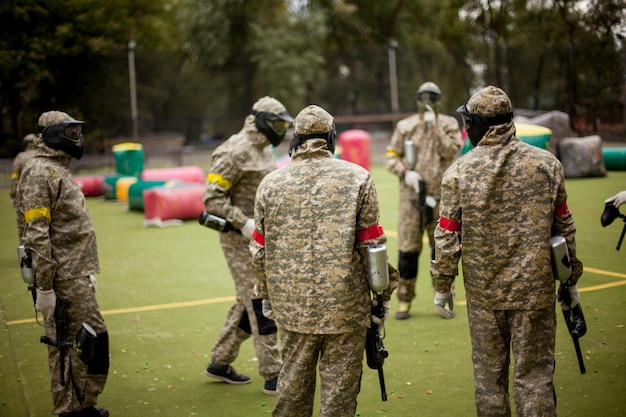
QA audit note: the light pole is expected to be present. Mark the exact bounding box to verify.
[388,40,399,124]
[128,38,138,141]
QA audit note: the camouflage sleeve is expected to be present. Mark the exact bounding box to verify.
[434,116,463,163]
[355,176,399,301]
[250,183,268,299]
[551,162,583,284]
[430,165,461,293]
[203,147,247,228]
[17,172,57,288]
[384,122,410,177]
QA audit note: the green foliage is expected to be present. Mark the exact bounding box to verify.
[0,0,624,154]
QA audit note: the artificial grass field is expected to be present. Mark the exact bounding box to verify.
[0,166,625,417]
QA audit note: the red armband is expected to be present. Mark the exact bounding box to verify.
[555,202,569,217]
[252,229,265,246]
[439,217,461,232]
[356,223,384,242]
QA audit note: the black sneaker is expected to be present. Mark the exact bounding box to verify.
[205,363,251,384]
[61,406,109,417]
[82,406,109,417]
[263,377,278,395]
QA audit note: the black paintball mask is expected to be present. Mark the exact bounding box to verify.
[253,110,294,147]
[288,125,337,156]
[457,103,513,147]
[42,116,85,159]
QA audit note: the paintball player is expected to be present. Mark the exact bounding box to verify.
[203,96,292,395]
[250,105,398,417]
[15,111,109,417]
[385,81,462,320]
[430,86,583,417]
[10,133,38,206]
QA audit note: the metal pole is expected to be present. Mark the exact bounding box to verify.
[388,40,399,124]
[128,39,138,141]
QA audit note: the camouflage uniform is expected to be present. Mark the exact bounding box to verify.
[203,100,283,382]
[10,133,38,203]
[15,115,108,416]
[385,89,462,314]
[430,86,583,417]
[251,105,398,417]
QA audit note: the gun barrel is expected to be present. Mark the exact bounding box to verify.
[573,337,586,374]
[377,365,387,401]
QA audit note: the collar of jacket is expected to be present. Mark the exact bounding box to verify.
[291,138,332,160]
[475,121,517,148]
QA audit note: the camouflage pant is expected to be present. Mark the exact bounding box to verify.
[467,303,556,417]
[272,328,366,417]
[397,196,437,254]
[211,241,281,379]
[45,276,108,415]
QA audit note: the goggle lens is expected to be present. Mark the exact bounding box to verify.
[64,125,82,141]
[271,119,290,135]
[418,92,440,103]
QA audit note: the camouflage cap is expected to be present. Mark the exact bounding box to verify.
[416,81,441,96]
[466,86,512,117]
[252,96,288,115]
[294,105,333,135]
[38,111,83,127]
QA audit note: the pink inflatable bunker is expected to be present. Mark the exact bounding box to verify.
[74,175,106,197]
[143,184,205,221]
[140,166,205,184]
[338,129,370,171]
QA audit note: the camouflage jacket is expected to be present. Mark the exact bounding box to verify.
[430,122,583,310]
[385,112,462,200]
[251,139,398,334]
[203,115,276,245]
[15,136,100,288]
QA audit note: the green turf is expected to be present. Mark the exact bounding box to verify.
[1,167,625,417]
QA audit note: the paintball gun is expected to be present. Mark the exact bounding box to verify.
[365,245,390,401]
[17,245,36,308]
[557,282,587,374]
[40,298,97,386]
[600,201,625,251]
[198,211,241,234]
[18,246,97,385]
[404,140,436,229]
[550,236,586,374]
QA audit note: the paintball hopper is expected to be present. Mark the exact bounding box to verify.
[75,323,97,365]
[601,201,621,227]
[601,201,626,251]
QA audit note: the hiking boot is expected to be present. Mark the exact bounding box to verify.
[205,363,251,384]
[395,301,411,320]
[263,377,278,395]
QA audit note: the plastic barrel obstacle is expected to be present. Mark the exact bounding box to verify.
[602,147,626,171]
[143,183,206,221]
[338,129,371,171]
[115,177,138,202]
[127,180,169,211]
[140,166,205,184]
[74,175,105,197]
[112,142,144,177]
[461,122,552,154]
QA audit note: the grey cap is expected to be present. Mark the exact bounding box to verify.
[38,111,83,127]
[466,86,512,117]
[294,105,333,135]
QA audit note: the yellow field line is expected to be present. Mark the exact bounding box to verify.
[5,296,236,326]
[5,266,624,326]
